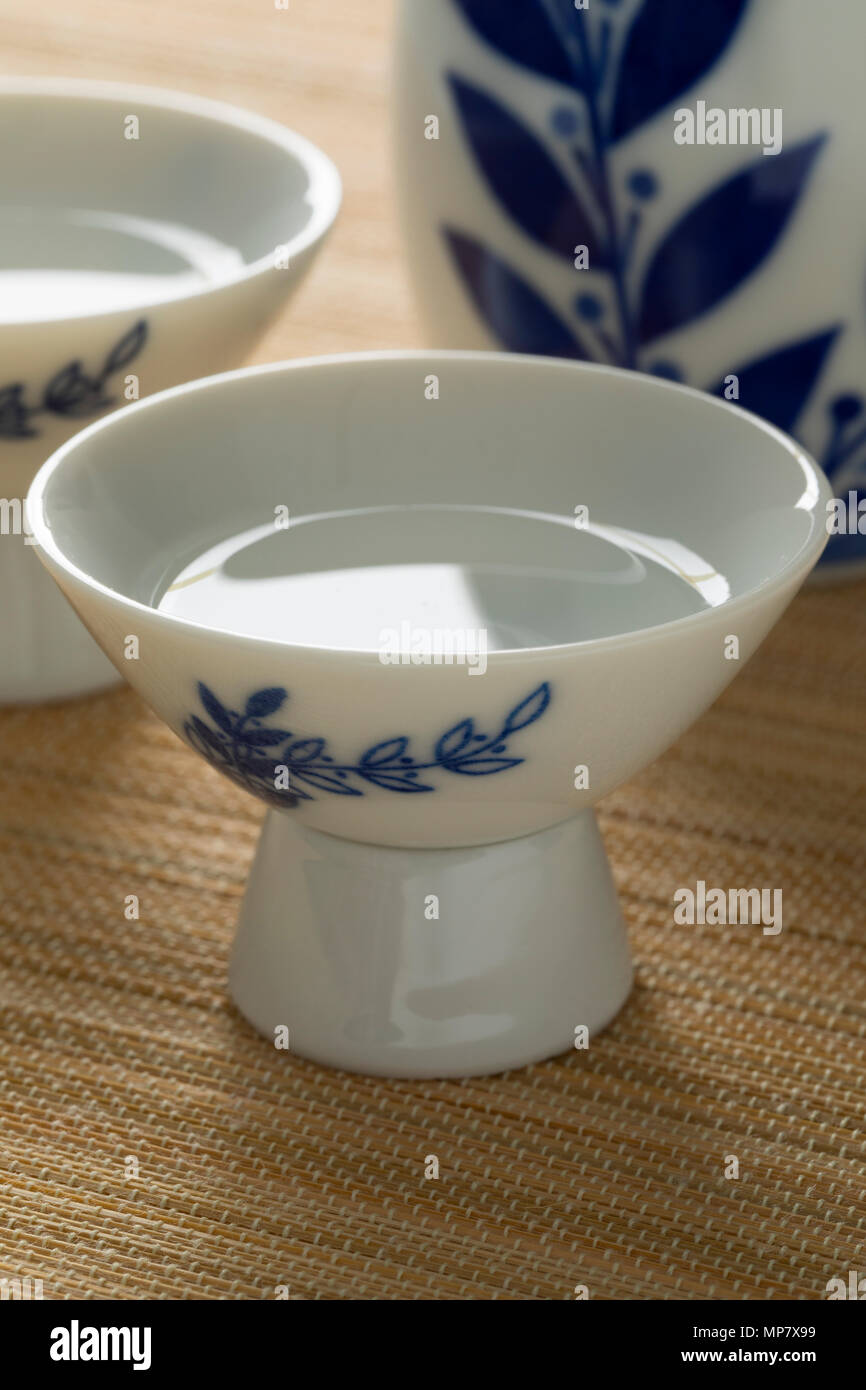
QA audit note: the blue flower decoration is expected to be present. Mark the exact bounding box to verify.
[183,681,553,807]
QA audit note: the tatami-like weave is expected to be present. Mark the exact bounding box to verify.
[0,578,863,1300]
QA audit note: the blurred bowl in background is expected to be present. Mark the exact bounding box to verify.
[0,76,341,703]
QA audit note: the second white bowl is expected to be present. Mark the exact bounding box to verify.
[0,77,341,703]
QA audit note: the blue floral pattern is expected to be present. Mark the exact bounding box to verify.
[183,680,552,808]
[445,0,866,563]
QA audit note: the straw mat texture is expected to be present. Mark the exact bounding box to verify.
[0,578,864,1300]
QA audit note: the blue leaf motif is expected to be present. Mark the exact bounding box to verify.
[0,385,36,438]
[638,135,826,344]
[244,755,287,783]
[450,0,581,86]
[501,682,552,735]
[187,714,227,756]
[286,738,326,763]
[99,318,148,379]
[448,76,606,265]
[710,327,840,433]
[245,687,287,719]
[43,362,109,418]
[183,680,553,803]
[435,718,475,762]
[0,318,149,440]
[612,0,751,143]
[360,737,410,766]
[444,229,591,358]
[198,682,234,733]
[357,771,435,793]
[449,757,522,776]
[239,727,293,747]
[292,768,364,796]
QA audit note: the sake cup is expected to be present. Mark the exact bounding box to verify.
[27,351,831,1077]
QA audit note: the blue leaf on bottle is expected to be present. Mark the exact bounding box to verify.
[444,229,590,358]
[612,0,751,142]
[450,0,582,87]
[638,135,826,344]
[710,327,840,433]
[449,75,606,265]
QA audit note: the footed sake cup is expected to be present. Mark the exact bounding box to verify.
[27,351,831,1076]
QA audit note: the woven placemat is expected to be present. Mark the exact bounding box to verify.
[0,577,863,1301]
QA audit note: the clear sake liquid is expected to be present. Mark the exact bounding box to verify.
[0,206,244,321]
[156,505,727,651]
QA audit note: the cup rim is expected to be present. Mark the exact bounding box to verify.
[0,75,342,328]
[26,350,834,663]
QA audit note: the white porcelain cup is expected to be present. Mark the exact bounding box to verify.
[0,78,340,703]
[394,0,866,577]
[27,352,831,1077]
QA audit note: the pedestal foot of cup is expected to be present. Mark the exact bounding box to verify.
[229,809,633,1079]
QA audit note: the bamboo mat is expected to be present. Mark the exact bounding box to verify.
[1,0,865,1302]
